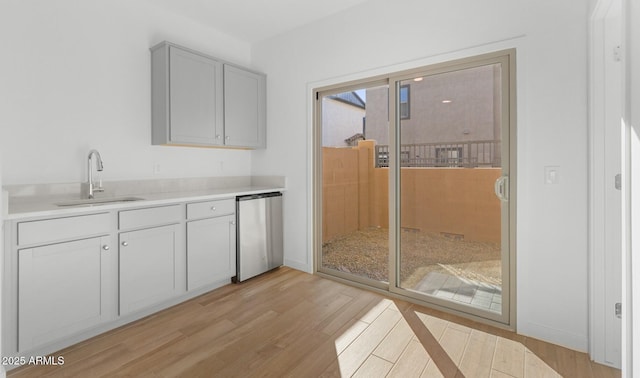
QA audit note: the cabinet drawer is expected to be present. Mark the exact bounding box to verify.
[187,199,235,219]
[119,205,182,230]
[18,213,110,246]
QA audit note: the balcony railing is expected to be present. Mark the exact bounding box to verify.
[375,140,501,168]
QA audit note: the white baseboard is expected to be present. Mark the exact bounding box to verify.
[518,321,588,353]
[284,259,312,273]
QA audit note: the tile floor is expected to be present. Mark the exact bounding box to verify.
[415,271,502,313]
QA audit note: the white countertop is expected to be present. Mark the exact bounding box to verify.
[4,177,285,220]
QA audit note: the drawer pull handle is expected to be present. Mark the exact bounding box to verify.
[211,206,216,211]
[102,245,110,251]
[122,241,129,247]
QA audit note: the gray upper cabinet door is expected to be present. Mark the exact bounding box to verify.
[169,47,223,145]
[224,65,266,149]
[151,42,223,146]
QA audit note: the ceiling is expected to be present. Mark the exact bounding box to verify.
[147,0,371,44]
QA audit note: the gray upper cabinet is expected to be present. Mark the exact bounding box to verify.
[151,41,265,149]
[151,42,223,146]
[168,47,223,145]
[224,65,266,148]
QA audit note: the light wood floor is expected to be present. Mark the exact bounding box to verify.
[9,267,621,378]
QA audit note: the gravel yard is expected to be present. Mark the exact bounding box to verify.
[322,227,501,288]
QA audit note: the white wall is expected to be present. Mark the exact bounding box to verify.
[0,0,254,185]
[252,0,591,351]
[627,0,640,373]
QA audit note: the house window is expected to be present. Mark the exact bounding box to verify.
[400,85,410,119]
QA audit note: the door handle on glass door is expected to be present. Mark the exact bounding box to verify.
[494,176,509,202]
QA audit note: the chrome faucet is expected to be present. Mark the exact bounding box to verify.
[87,149,104,199]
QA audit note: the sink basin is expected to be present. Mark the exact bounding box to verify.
[56,196,145,207]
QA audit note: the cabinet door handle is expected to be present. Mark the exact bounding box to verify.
[225,136,230,140]
[216,134,221,140]
[121,241,129,247]
[230,221,236,225]
[102,245,110,251]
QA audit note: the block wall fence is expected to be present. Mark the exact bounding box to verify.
[322,140,501,244]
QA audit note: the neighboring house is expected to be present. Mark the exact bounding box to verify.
[322,91,365,147]
[366,65,500,145]
[323,68,501,164]
[344,132,364,146]
[364,65,501,167]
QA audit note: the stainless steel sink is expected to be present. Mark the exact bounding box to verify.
[55,196,145,207]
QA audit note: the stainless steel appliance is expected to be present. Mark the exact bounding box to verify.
[235,192,283,282]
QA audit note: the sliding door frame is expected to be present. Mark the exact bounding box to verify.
[314,78,390,290]
[313,49,517,329]
[387,50,517,326]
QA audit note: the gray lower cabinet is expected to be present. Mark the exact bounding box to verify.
[151,41,265,149]
[187,214,236,290]
[119,224,181,316]
[4,194,263,366]
[18,236,112,352]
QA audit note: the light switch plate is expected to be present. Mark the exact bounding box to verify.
[545,166,560,185]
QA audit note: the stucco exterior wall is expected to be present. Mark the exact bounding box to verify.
[322,97,365,147]
[366,65,500,146]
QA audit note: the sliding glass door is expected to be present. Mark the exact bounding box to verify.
[315,50,515,325]
[318,82,390,287]
[391,55,513,323]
